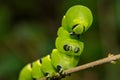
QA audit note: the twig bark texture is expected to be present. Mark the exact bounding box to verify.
[40,54,120,80]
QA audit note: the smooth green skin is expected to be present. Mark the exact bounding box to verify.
[62,5,93,34]
[19,27,84,80]
[19,60,44,80]
[32,60,44,79]
[57,27,70,38]
[19,5,93,80]
[51,49,80,70]
[41,55,56,78]
[19,64,33,80]
[51,27,84,73]
[56,27,84,56]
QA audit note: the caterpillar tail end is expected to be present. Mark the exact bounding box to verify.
[19,64,33,80]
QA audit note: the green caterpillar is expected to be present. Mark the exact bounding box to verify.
[19,5,93,80]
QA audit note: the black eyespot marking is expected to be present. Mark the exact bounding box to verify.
[32,78,37,80]
[63,44,69,51]
[45,72,50,80]
[30,63,33,68]
[83,26,85,33]
[74,47,80,53]
[57,65,62,72]
[72,24,79,30]
[77,34,80,39]
[39,58,42,63]
[45,72,50,76]
[49,54,52,59]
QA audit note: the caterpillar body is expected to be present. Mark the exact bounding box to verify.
[19,5,93,80]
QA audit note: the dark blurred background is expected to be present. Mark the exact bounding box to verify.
[0,0,120,80]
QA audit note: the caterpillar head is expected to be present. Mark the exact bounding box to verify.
[62,5,93,35]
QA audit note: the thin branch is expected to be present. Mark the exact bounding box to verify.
[40,54,120,80]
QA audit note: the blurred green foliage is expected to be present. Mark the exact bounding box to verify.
[0,0,120,80]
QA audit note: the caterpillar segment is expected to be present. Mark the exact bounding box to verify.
[19,5,93,80]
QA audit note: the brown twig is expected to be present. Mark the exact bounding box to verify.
[40,54,120,80]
